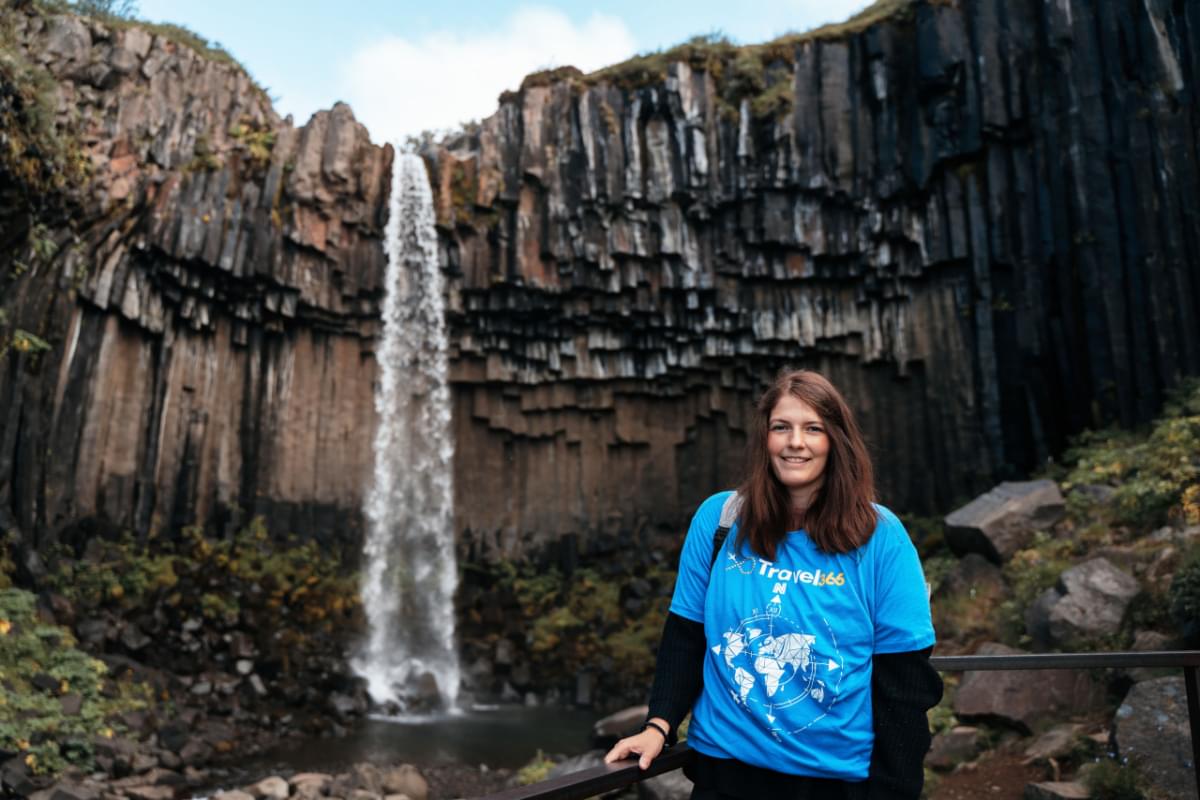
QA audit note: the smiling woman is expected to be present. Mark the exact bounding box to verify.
[606,369,942,800]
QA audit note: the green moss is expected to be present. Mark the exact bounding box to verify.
[0,589,151,776]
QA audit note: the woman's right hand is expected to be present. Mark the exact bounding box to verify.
[603,721,668,770]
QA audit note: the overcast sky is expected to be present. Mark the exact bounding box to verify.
[134,1,873,144]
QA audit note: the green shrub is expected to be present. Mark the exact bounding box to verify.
[1062,381,1200,532]
[1169,544,1200,640]
[0,589,151,775]
[1083,758,1147,800]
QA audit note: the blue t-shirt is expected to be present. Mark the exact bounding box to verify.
[670,491,935,780]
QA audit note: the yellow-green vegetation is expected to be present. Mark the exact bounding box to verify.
[229,118,275,175]
[515,749,556,785]
[33,0,260,88]
[1061,380,1200,531]
[0,589,152,775]
[493,562,673,687]
[46,516,362,661]
[570,0,915,118]
[0,6,91,199]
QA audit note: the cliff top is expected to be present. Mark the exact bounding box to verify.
[509,0,914,109]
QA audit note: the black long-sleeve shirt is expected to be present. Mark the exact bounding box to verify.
[647,611,943,799]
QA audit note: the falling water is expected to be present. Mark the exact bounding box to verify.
[353,150,459,712]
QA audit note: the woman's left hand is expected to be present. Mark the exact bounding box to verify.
[603,720,669,770]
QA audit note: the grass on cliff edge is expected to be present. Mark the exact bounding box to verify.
[512,0,915,113]
[32,0,267,99]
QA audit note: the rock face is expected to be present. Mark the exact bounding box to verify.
[1112,677,1199,800]
[0,7,388,556]
[1025,557,1140,647]
[3,0,1200,561]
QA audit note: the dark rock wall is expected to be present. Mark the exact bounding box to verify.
[0,9,389,559]
[2,0,1199,565]
[432,0,1200,555]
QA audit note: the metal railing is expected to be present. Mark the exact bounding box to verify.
[479,650,1200,800]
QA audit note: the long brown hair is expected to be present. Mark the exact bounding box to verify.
[736,369,877,558]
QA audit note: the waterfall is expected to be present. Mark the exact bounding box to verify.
[353,150,460,712]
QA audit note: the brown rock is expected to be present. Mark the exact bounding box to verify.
[1023,782,1089,800]
[927,726,981,771]
[953,643,1105,732]
[380,765,426,800]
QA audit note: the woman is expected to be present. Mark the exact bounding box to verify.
[605,370,942,799]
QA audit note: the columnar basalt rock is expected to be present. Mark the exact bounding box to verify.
[0,7,389,556]
[2,0,1200,566]
[429,0,1200,554]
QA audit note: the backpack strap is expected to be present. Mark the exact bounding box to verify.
[709,492,743,570]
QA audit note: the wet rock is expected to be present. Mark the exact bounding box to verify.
[954,643,1105,732]
[1023,782,1089,800]
[157,723,189,753]
[120,623,151,651]
[1112,677,1199,799]
[927,726,981,770]
[212,791,254,800]
[289,773,331,799]
[349,764,384,795]
[178,738,213,767]
[33,782,99,800]
[249,776,289,800]
[640,768,693,800]
[381,765,427,800]
[593,704,649,744]
[123,787,175,800]
[945,481,1066,563]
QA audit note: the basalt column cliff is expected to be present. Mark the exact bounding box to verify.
[0,6,389,562]
[2,0,1199,566]
[431,0,1200,558]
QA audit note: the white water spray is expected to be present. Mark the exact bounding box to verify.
[353,151,459,712]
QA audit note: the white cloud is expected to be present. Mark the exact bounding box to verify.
[341,7,637,145]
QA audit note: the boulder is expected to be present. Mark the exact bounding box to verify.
[927,726,981,770]
[248,776,289,800]
[1031,559,1141,647]
[349,764,384,795]
[380,765,426,800]
[1112,677,1199,799]
[945,481,1066,563]
[212,792,254,800]
[953,643,1106,732]
[1022,723,1083,762]
[1023,781,1089,799]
